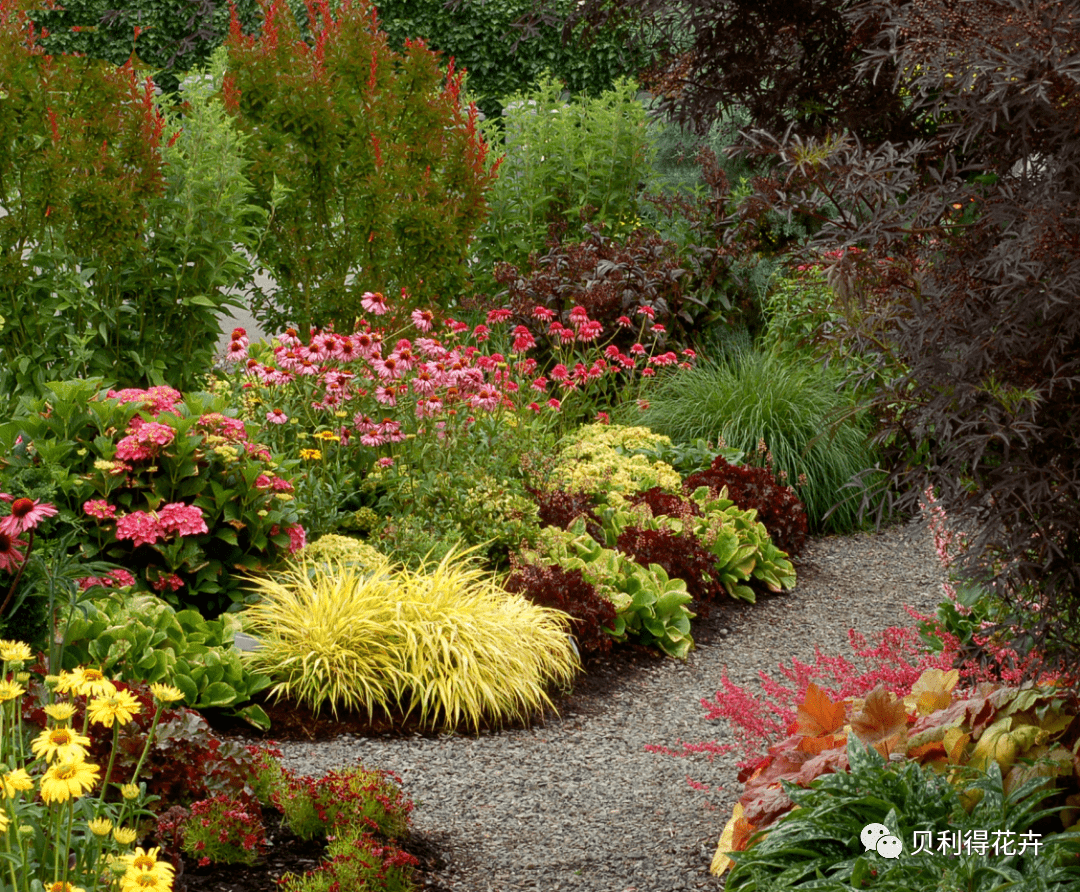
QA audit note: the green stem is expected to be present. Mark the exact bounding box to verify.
[61,798,74,888]
[3,813,20,892]
[96,724,121,813]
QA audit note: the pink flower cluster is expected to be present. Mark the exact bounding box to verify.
[116,503,208,548]
[106,385,183,417]
[115,421,176,462]
[269,523,306,554]
[77,569,137,592]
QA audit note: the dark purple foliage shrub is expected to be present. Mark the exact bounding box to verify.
[616,525,724,609]
[628,486,703,521]
[684,456,808,556]
[505,562,616,655]
[528,486,604,541]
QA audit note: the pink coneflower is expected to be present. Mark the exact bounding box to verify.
[225,339,248,363]
[470,387,501,412]
[549,364,569,381]
[531,376,549,392]
[512,327,536,352]
[577,320,603,342]
[473,324,491,342]
[377,457,395,468]
[649,351,679,366]
[629,343,646,355]
[651,324,667,335]
[360,431,387,447]
[527,401,541,413]
[616,315,633,328]
[0,530,26,572]
[486,308,512,324]
[531,306,556,322]
[0,497,58,536]
[374,385,398,406]
[361,291,389,315]
[568,305,589,326]
[595,412,611,424]
[547,398,562,411]
[411,309,435,332]
[636,305,655,320]
[266,409,289,425]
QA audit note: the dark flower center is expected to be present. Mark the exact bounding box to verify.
[10,498,33,518]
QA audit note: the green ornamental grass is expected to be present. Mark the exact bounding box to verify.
[636,349,881,533]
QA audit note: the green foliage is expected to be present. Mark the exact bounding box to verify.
[725,737,1080,891]
[222,0,498,331]
[473,74,656,292]
[30,0,263,94]
[637,350,882,533]
[60,593,273,725]
[0,14,262,408]
[0,380,303,617]
[241,550,580,728]
[376,0,652,120]
[524,520,695,658]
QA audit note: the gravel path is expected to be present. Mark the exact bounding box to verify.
[271,517,946,891]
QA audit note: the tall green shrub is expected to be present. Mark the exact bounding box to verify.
[636,350,881,533]
[376,0,653,120]
[222,0,500,332]
[472,74,655,292]
[0,2,259,410]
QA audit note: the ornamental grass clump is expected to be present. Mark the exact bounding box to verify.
[241,549,580,729]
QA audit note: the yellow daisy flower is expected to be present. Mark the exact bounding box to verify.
[44,702,77,722]
[39,756,99,804]
[299,448,323,461]
[71,667,117,698]
[87,690,141,728]
[2,767,34,797]
[0,679,25,702]
[119,870,170,892]
[149,683,184,704]
[120,847,175,886]
[120,783,141,801]
[313,430,339,441]
[87,816,113,837]
[113,826,139,846]
[31,726,91,763]
[0,640,32,662]
[45,881,85,892]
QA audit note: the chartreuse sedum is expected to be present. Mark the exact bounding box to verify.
[241,546,580,730]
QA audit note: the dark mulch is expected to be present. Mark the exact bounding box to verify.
[175,597,747,892]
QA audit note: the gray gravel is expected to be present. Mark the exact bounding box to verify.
[265,517,946,891]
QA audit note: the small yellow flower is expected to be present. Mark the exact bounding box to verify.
[149,683,184,704]
[87,689,141,728]
[0,806,8,832]
[31,726,91,763]
[335,411,348,418]
[299,448,323,461]
[313,430,339,441]
[44,702,77,722]
[70,667,117,698]
[2,768,33,797]
[119,870,170,891]
[39,755,99,804]
[274,493,294,501]
[113,826,139,846]
[121,783,141,801]
[0,640,32,662]
[88,816,113,837]
[0,679,25,702]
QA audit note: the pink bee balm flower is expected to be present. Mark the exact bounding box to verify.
[266,408,289,424]
[361,291,389,315]
[83,500,117,521]
[0,530,27,572]
[0,497,58,535]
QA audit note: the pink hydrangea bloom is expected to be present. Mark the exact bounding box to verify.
[83,500,118,520]
[286,524,306,554]
[156,503,209,537]
[116,512,165,548]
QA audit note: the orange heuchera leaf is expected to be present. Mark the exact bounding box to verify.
[796,683,846,738]
[904,668,959,716]
[797,733,847,755]
[850,686,909,759]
